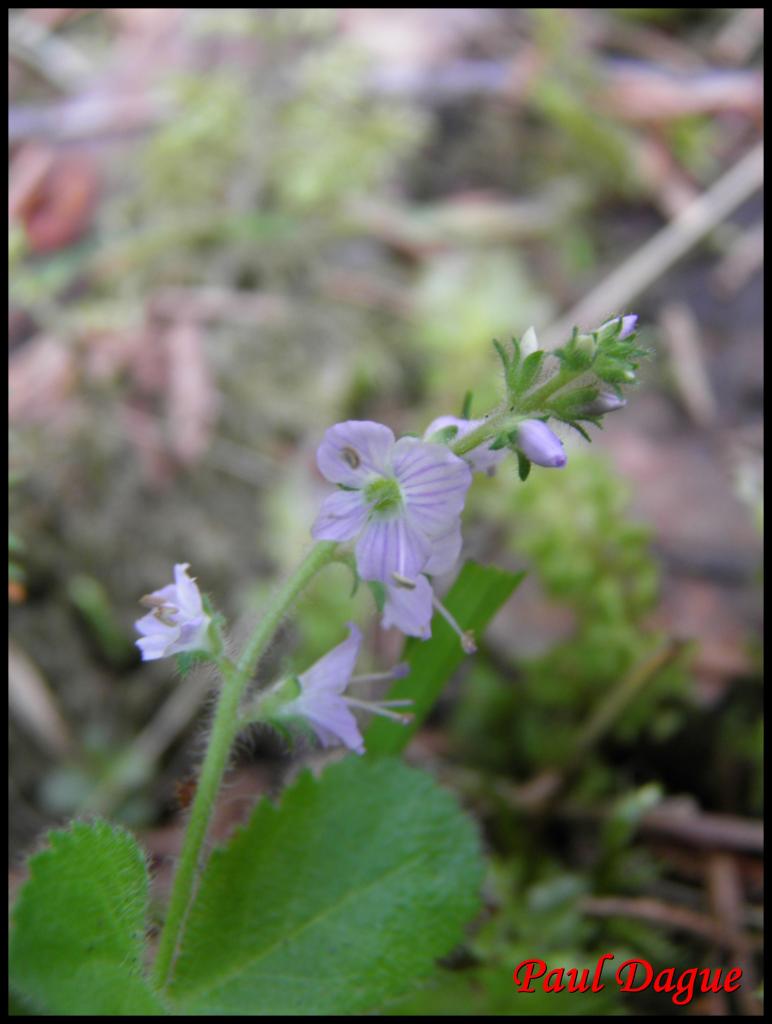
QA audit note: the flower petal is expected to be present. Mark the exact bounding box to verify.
[382,575,433,639]
[355,515,431,583]
[423,523,462,576]
[173,563,203,617]
[136,630,178,661]
[299,622,362,695]
[173,615,210,652]
[392,436,472,536]
[311,488,369,542]
[134,611,178,639]
[316,420,395,487]
[296,694,365,755]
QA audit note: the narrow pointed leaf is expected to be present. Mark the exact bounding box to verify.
[365,561,524,755]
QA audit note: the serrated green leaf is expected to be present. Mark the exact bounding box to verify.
[168,758,484,1015]
[365,561,524,755]
[9,820,166,1015]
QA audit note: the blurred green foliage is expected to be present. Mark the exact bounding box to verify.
[457,453,690,781]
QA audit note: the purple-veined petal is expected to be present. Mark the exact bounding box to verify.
[298,623,362,696]
[295,694,365,755]
[316,420,395,487]
[423,523,462,576]
[391,436,472,536]
[311,488,369,542]
[382,575,433,639]
[355,515,431,583]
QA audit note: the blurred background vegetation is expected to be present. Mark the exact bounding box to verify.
[9,9,763,1016]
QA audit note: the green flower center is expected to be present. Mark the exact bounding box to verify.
[363,476,403,516]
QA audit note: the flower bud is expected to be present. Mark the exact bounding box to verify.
[515,420,567,468]
[599,314,638,340]
[520,326,540,358]
[578,391,627,416]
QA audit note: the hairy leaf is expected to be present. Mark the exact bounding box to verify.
[168,757,483,1014]
[9,820,165,1015]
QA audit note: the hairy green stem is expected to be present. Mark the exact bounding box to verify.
[451,365,585,457]
[519,367,576,413]
[152,540,338,990]
[451,407,509,456]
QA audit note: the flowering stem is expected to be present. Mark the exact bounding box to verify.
[451,407,509,457]
[519,367,576,413]
[152,540,338,990]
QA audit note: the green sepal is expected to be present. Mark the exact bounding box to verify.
[517,453,532,481]
[507,349,545,398]
[547,384,600,420]
[368,579,387,613]
[554,339,596,373]
[567,420,594,443]
[460,390,474,419]
[176,649,213,676]
[428,424,459,445]
[492,338,513,372]
[488,432,512,452]
[594,361,637,385]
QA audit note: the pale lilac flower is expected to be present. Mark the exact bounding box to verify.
[424,415,506,476]
[312,421,472,584]
[135,563,211,661]
[277,623,411,755]
[516,420,567,468]
[600,314,638,340]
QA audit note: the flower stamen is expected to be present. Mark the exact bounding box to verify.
[431,593,477,654]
